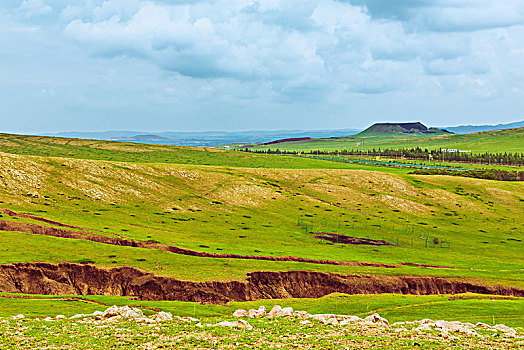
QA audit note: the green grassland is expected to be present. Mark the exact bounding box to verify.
[0,293,522,349]
[1,293,522,327]
[247,127,524,154]
[0,132,523,327]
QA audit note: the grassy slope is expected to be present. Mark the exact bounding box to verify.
[247,127,524,154]
[0,132,523,325]
[1,293,522,327]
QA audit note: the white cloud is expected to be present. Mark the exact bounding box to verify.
[16,0,52,18]
[58,0,524,100]
[1,0,524,132]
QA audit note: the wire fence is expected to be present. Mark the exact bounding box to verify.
[297,215,450,248]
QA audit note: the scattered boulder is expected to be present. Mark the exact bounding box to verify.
[102,305,144,319]
[364,313,390,328]
[268,305,283,318]
[153,311,173,322]
[215,319,253,330]
[339,316,363,326]
[493,324,517,336]
[256,306,266,316]
[326,318,339,325]
[104,315,123,323]
[281,307,293,316]
[11,314,25,320]
[293,311,310,319]
[233,309,248,318]
[70,314,87,320]
[55,315,65,320]
[474,322,492,330]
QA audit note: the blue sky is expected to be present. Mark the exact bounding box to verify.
[1,0,523,133]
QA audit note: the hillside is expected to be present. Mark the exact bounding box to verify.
[443,120,524,134]
[0,132,522,328]
[361,122,449,135]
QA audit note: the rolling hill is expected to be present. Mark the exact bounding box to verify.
[443,120,524,134]
[0,132,522,328]
[361,122,450,135]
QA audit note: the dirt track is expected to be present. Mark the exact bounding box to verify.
[0,262,522,304]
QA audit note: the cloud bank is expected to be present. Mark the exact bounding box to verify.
[1,0,523,132]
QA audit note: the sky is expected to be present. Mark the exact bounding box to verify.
[1,0,523,133]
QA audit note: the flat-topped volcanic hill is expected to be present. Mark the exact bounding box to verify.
[361,122,451,134]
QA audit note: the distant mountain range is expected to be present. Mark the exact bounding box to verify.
[440,121,524,134]
[40,120,523,147]
[42,129,361,147]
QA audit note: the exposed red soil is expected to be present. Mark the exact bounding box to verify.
[401,262,457,269]
[261,137,312,145]
[0,219,395,268]
[0,263,522,305]
[0,208,93,230]
[314,232,392,246]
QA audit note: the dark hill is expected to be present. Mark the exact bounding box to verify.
[262,137,312,145]
[362,122,450,134]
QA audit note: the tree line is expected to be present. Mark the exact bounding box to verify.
[242,147,524,166]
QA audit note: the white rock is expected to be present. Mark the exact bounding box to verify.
[154,311,173,322]
[55,315,65,320]
[339,317,364,326]
[136,317,156,324]
[326,318,339,325]
[70,314,86,320]
[493,324,516,334]
[102,305,119,318]
[300,320,311,325]
[215,319,253,330]
[281,307,293,316]
[104,315,122,323]
[120,306,144,319]
[474,322,492,329]
[102,305,144,319]
[11,315,25,320]
[43,317,54,322]
[92,311,104,316]
[293,311,310,319]
[232,309,248,318]
[268,305,283,318]
[309,314,328,323]
[346,316,364,323]
[237,319,254,330]
[364,313,390,328]
[416,323,433,331]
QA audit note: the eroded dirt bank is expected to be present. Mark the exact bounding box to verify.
[0,263,522,305]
